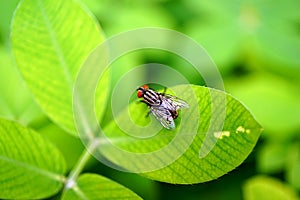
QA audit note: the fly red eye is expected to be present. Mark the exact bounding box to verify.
[137,90,143,98]
[142,84,149,90]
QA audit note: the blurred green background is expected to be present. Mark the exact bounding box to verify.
[0,0,300,199]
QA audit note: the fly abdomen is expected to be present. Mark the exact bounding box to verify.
[170,110,178,119]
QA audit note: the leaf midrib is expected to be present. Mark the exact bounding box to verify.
[0,155,64,182]
[36,0,90,135]
[37,0,73,89]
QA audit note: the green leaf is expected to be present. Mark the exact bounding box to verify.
[0,117,66,199]
[11,0,107,135]
[185,17,241,72]
[62,173,142,200]
[107,172,158,200]
[37,122,85,171]
[256,24,300,77]
[185,0,300,76]
[225,73,300,140]
[243,175,299,200]
[100,84,262,184]
[257,142,288,174]
[0,0,19,43]
[286,143,300,190]
[0,46,45,126]
[83,0,175,37]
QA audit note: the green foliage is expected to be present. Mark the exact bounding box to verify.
[81,0,175,37]
[0,46,44,126]
[225,73,300,138]
[102,85,262,184]
[0,0,19,43]
[226,73,300,191]
[1,0,298,199]
[184,0,300,76]
[286,143,300,190]
[257,141,289,174]
[11,0,107,135]
[243,175,299,200]
[62,173,142,200]
[0,118,66,199]
[37,122,85,171]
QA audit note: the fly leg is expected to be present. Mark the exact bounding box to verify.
[137,100,151,118]
[145,106,152,118]
[162,87,167,95]
[138,99,148,105]
[146,110,151,118]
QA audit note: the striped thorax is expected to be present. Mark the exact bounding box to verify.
[137,84,189,129]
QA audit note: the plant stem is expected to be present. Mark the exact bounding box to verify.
[64,140,99,189]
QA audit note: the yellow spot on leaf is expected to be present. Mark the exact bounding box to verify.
[214,131,230,139]
[236,126,251,134]
[236,126,246,133]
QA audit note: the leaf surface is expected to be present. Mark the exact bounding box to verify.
[11,0,108,135]
[62,173,142,200]
[0,47,44,126]
[0,118,66,199]
[99,84,262,184]
[243,175,299,200]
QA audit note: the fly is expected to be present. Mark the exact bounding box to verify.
[137,84,189,129]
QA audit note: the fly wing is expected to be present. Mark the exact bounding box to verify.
[162,94,189,110]
[150,106,175,129]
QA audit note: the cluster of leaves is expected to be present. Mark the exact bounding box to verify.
[0,0,298,200]
[73,0,300,198]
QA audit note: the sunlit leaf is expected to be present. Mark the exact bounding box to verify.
[0,118,66,199]
[11,0,107,135]
[62,173,142,200]
[37,122,85,171]
[0,47,44,126]
[100,84,262,184]
[243,175,299,200]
